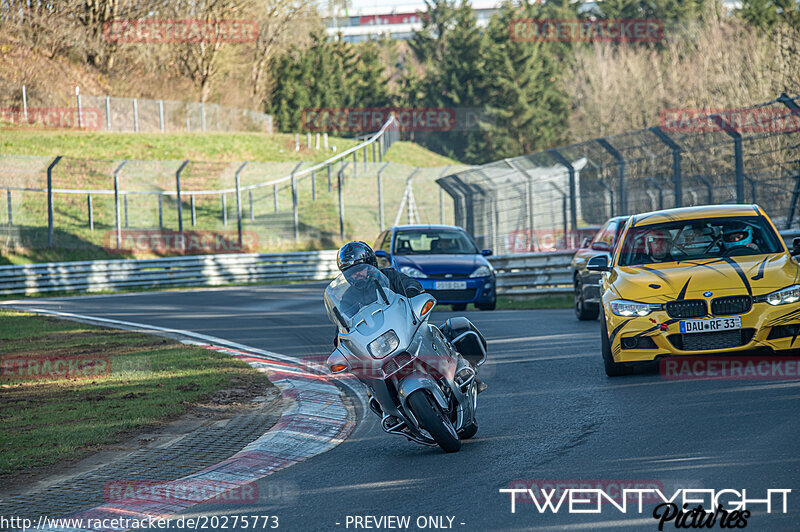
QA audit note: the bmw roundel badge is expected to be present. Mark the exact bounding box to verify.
[703,291,713,297]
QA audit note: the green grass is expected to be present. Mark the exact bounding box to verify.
[0,310,269,476]
[383,141,461,168]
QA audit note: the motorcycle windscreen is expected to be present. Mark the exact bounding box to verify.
[324,264,392,330]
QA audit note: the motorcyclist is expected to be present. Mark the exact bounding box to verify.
[333,241,487,393]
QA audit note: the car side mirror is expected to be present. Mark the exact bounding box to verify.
[587,255,611,272]
[792,237,800,256]
[581,237,591,248]
[591,241,612,253]
[375,250,388,258]
[481,249,493,256]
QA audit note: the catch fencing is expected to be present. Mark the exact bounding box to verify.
[0,117,473,258]
[1,85,273,133]
[439,93,800,254]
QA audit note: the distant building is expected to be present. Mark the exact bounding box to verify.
[322,1,502,42]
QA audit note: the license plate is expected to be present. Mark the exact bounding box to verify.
[435,281,467,290]
[680,317,742,334]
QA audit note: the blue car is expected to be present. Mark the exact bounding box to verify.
[373,225,497,311]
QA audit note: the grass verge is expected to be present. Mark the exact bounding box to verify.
[495,295,573,310]
[0,310,270,477]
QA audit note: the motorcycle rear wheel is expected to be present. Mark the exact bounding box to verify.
[407,390,461,453]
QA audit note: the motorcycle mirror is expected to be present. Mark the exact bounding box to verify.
[410,293,436,318]
[326,349,350,374]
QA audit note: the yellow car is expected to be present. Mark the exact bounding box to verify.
[586,205,800,376]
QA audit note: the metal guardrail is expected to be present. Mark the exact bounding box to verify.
[2,229,797,297]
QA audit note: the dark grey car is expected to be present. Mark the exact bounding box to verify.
[571,216,630,320]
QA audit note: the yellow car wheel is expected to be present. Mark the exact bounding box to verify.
[600,310,634,377]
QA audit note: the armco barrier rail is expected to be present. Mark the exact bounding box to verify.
[3,229,797,297]
[0,250,574,297]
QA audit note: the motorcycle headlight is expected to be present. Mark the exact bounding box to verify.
[400,266,427,278]
[764,285,800,306]
[610,299,660,317]
[469,265,492,278]
[368,330,400,358]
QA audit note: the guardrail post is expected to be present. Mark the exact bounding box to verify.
[133,98,139,132]
[87,194,94,230]
[235,162,247,247]
[377,161,389,231]
[338,162,349,241]
[597,138,626,215]
[649,126,682,207]
[191,195,196,226]
[6,189,12,225]
[222,194,228,226]
[175,160,189,249]
[249,190,254,221]
[112,160,127,249]
[291,162,302,242]
[158,100,165,132]
[47,156,62,248]
[547,149,577,234]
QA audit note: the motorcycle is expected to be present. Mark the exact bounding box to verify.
[324,263,487,453]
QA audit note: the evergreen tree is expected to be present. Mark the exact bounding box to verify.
[738,0,800,30]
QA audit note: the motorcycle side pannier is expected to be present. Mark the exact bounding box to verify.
[441,317,487,367]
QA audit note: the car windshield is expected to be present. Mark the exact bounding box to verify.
[324,264,392,329]
[393,230,478,255]
[617,216,784,266]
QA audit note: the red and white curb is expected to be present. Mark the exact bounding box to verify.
[5,307,362,532]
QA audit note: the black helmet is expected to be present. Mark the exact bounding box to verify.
[337,241,378,272]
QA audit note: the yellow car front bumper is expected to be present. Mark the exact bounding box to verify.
[605,301,800,363]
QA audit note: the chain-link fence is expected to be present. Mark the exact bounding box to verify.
[0,117,474,262]
[439,93,800,254]
[0,85,273,133]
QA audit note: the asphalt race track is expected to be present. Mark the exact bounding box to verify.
[7,284,800,531]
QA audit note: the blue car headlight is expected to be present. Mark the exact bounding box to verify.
[400,266,427,278]
[469,265,492,278]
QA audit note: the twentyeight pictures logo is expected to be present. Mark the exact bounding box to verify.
[510,19,664,42]
[103,19,259,43]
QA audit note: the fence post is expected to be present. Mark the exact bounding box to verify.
[158,100,165,132]
[291,162,302,242]
[377,162,389,231]
[307,133,311,149]
[547,149,577,234]
[597,179,615,218]
[323,133,329,150]
[372,141,376,163]
[649,126,682,207]
[353,151,358,178]
[437,165,451,224]
[596,138,626,215]
[112,160,127,249]
[338,163,349,241]
[6,189,11,225]
[363,146,367,171]
[311,169,316,201]
[249,190,254,221]
[133,98,139,132]
[235,162,247,247]
[124,195,129,227]
[158,194,163,228]
[744,174,757,203]
[47,156,62,247]
[273,184,278,212]
[105,96,111,130]
[786,167,800,229]
[76,86,82,129]
[327,164,332,192]
[87,194,93,230]
[175,160,189,249]
[708,114,744,203]
[222,194,227,225]
[22,85,28,123]
[645,177,664,210]
[191,195,196,226]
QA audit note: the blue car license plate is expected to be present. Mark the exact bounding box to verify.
[435,281,467,290]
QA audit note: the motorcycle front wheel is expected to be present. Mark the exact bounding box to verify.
[407,390,461,453]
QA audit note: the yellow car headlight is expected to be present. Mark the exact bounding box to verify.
[760,285,800,306]
[610,299,661,317]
